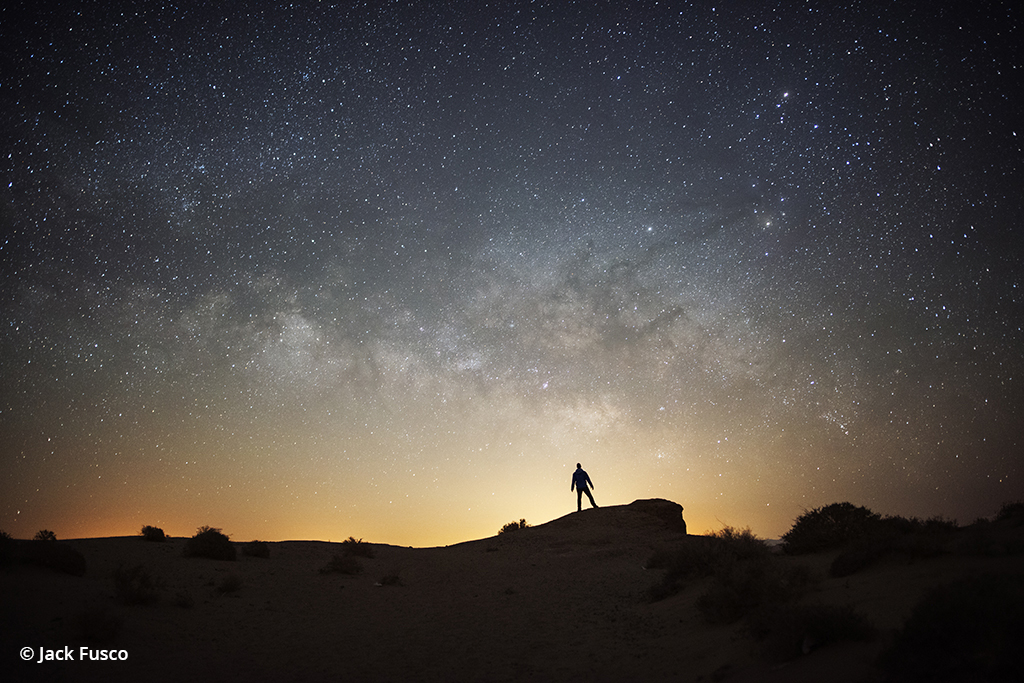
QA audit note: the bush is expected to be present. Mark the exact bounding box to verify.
[112,564,162,605]
[995,501,1024,525]
[748,603,876,661]
[696,560,772,624]
[217,574,242,593]
[242,539,270,558]
[499,519,530,535]
[829,515,959,577]
[0,530,12,565]
[645,526,772,602]
[34,529,57,542]
[830,538,892,578]
[140,525,166,542]
[708,526,771,560]
[921,515,959,533]
[183,526,236,561]
[340,536,375,558]
[320,552,363,575]
[695,557,813,625]
[782,503,881,554]
[879,575,1024,682]
[898,529,953,560]
[22,539,87,576]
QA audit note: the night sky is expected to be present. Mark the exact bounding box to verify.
[2,1,1022,546]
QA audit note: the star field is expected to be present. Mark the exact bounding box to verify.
[2,1,1022,545]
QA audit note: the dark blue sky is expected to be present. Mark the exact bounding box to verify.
[2,0,1022,544]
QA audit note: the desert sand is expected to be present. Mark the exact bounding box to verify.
[3,499,1022,682]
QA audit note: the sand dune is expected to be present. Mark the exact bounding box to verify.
[3,499,1022,682]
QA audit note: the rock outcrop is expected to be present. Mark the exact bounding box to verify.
[627,498,687,534]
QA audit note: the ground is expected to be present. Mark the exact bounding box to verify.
[3,500,1022,682]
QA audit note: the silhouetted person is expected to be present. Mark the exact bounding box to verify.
[571,463,598,512]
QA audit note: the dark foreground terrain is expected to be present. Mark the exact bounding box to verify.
[3,499,1023,682]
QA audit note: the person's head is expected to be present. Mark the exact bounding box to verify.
[576,463,581,469]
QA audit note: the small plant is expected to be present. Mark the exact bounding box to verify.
[498,519,530,535]
[173,591,195,609]
[183,526,236,561]
[217,574,242,593]
[340,536,375,558]
[242,539,270,558]
[75,606,124,642]
[140,525,167,542]
[33,529,57,542]
[320,552,363,575]
[112,564,162,605]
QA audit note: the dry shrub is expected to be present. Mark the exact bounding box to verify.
[0,530,13,566]
[217,574,242,593]
[173,591,194,609]
[748,603,875,661]
[76,605,124,642]
[995,500,1024,526]
[113,564,162,605]
[782,503,881,555]
[645,526,771,602]
[140,525,166,542]
[498,519,530,535]
[320,552,363,575]
[830,539,891,578]
[377,574,402,586]
[696,557,812,625]
[340,536,375,558]
[183,526,236,561]
[708,526,770,560]
[242,540,270,558]
[22,539,87,576]
[321,536,377,574]
[830,515,960,577]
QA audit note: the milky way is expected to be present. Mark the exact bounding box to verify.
[2,1,1022,545]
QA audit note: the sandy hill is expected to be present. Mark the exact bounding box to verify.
[3,499,1023,682]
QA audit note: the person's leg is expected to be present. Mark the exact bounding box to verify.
[577,488,583,511]
[585,488,598,509]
